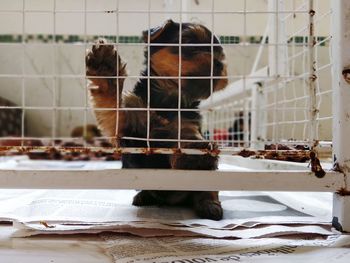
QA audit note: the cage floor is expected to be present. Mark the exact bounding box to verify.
[0,189,348,263]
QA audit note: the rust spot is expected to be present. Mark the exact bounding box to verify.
[310,151,326,178]
[336,188,350,196]
[333,162,342,172]
[113,149,122,160]
[235,146,310,163]
[237,149,256,158]
[40,221,55,228]
[310,74,317,81]
[309,24,314,41]
[210,147,221,156]
[105,10,116,13]
[0,144,117,160]
[265,144,292,150]
[143,148,155,156]
[172,148,182,155]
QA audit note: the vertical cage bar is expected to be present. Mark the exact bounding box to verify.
[52,0,57,146]
[250,82,266,150]
[177,0,183,149]
[83,0,88,147]
[331,0,350,232]
[242,0,248,148]
[250,22,269,149]
[268,0,287,147]
[115,0,120,146]
[21,0,26,145]
[210,0,215,147]
[146,0,151,148]
[308,0,317,148]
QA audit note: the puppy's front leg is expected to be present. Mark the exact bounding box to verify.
[85,39,127,139]
[170,136,223,221]
[86,39,126,95]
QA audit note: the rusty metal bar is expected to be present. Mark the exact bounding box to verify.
[308,0,317,149]
[0,145,311,160]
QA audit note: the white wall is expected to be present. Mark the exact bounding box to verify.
[0,0,331,36]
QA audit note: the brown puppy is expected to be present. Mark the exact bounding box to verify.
[86,19,228,220]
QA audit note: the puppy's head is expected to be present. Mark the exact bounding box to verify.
[143,19,228,102]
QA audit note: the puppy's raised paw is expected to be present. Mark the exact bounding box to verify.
[86,39,116,76]
[194,199,223,221]
[86,38,126,94]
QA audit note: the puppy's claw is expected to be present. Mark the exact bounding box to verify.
[195,200,223,221]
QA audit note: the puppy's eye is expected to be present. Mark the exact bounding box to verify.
[214,59,223,70]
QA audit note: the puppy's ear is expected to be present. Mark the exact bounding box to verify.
[142,19,177,43]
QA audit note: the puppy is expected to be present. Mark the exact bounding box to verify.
[86,19,228,220]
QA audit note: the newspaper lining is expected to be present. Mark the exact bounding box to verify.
[100,234,350,263]
[0,188,336,238]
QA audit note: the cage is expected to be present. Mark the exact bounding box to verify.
[0,0,349,230]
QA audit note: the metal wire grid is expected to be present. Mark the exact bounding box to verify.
[262,0,314,145]
[261,0,332,146]
[202,98,252,149]
[203,0,332,153]
[0,0,331,156]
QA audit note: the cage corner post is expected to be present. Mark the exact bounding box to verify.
[331,0,350,233]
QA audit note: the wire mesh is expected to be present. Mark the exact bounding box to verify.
[202,0,332,155]
[0,0,332,159]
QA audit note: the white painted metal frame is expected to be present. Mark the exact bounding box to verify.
[0,166,344,192]
[0,0,348,232]
[330,0,350,232]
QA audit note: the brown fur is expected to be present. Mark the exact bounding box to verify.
[86,20,228,220]
[86,39,127,140]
